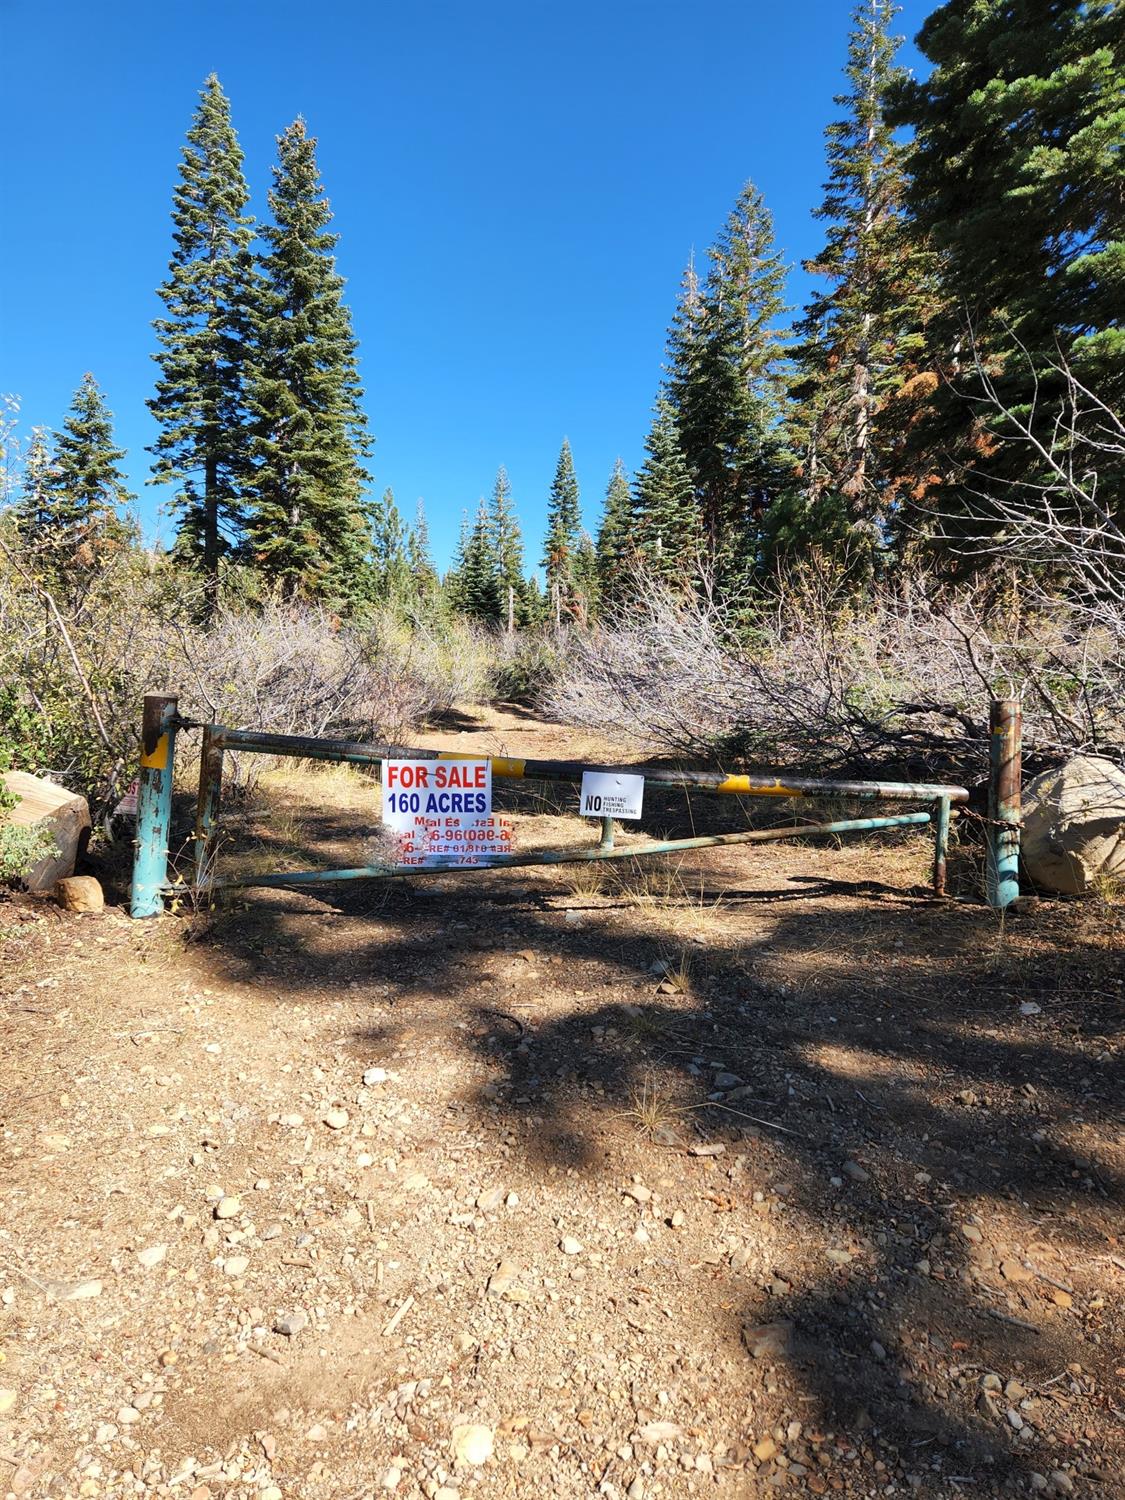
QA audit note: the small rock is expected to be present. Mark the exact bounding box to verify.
[224,1255,250,1277]
[94,1421,117,1443]
[261,1489,283,1500]
[0,1390,17,1416]
[117,1406,141,1425]
[307,1422,328,1441]
[279,1113,304,1128]
[712,1072,742,1090]
[487,1260,520,1299]
[669,1210,686,1229]
[63,1278,102,1300]
[688,1143,725,1157]
[1019,1002,1042,1016]
[214,1196,241,1220]
[364,1067,390,1085]
[381,1468,402,1491]
[1000,1258,1033,1283]
[1049,1473,1074,1495]
[753,1435,778,1462]
[274,1309,308,1338]
[742,1321,792,1359]
[826,1247,853,1265]
[323,1108,349,1130]
[870,1340,886,1361]
[137,1244,167,1269]
[560,1236,582,1255]
[451,1423,494,1466]
[961,1223,983,1244]
[476,1186,507,1212]
[622,1184,651,1203]
[638,1421,684,1443]
[55,875,104,913]
[842,1160,870,1183]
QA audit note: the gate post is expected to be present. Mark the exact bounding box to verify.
[986,698,1021,909]
[193,725,224,888]
[932,795,951,896]
[130,694,179,918]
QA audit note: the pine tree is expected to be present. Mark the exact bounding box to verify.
[12,430,55,556]
[888,0,1125,535]
[408,497,439,600]
[457,496,503,623]
[789,1,934,571]
[246,118,373,605]
[596,457,635,601]
[489,466,527,630]
[29,376,134,597]
[367,487,414,608]
[572,531,600,622]
[667,183,789,582]
[543,438,581,622]
[149,75,257,605]
[633,399,697,581]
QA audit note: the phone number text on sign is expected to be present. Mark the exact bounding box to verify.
[381,759,512,867]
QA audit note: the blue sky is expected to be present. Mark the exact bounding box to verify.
[0,0,932,570]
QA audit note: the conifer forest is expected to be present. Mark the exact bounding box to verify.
[3,7,1125,1499]
[2,0,1123,809]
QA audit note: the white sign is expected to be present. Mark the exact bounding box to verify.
[381,759,512,866]
[580,771,645,820]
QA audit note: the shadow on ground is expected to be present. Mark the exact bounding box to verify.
[169,777,1123,1495]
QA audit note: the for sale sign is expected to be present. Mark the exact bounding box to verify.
[381,759,512,867]
[579,770,645,820]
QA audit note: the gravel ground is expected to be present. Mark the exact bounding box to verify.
[1,711,1122,1500]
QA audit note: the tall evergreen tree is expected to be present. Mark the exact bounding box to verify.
[246,118,373,605]
[889,0,1125,537]
[543,438,581,622]
[667,183,789,581]
[408,497,439,599]
[28,376,134,597]
[12,430,55,555]
[572,531,600,622]
[149,75,257,604]
[368,486,413,607]
[596,457,635,601]
[633,399,698,581]
[789,1,934,570]
[456,496,503,623]
[489,466,527,629]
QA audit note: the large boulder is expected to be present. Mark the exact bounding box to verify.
[1,771,91,892]
[1022,756,1125,895]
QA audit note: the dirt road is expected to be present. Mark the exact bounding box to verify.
[1,709,1122,1499]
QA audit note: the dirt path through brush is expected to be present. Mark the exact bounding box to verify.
[1,706,1122,1500]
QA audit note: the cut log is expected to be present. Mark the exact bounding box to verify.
[1,771,91,891]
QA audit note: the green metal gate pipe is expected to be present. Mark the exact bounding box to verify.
[204,724,969,804]
[130,694,179,918]
[186,810,932,892]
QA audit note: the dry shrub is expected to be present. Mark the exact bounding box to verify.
[545,565,1124,779]
[0,548,497,813]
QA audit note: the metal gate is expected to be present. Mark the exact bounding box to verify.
[129,694,1021,918]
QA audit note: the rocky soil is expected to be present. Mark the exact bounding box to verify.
[1,709,1122,1500]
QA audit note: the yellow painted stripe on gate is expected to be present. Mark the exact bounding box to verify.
[491,757,526,779]
[435,751,526,779]
[716,774,799,796]
[140,732,169,771]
